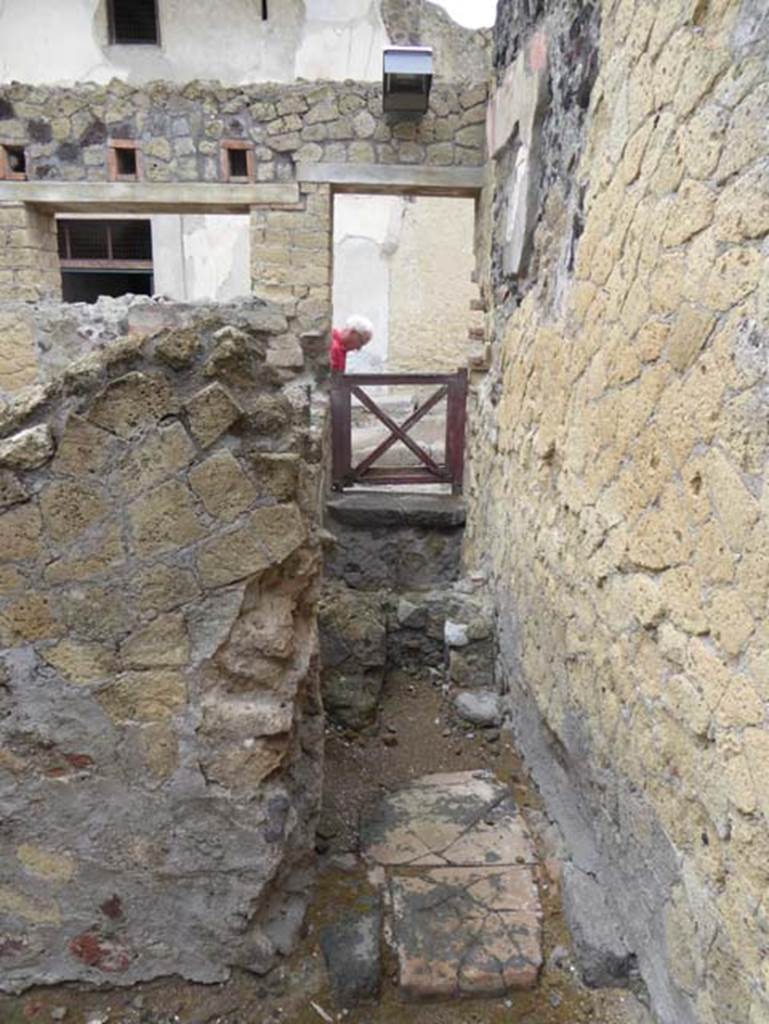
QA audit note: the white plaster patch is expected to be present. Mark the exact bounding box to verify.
[295,0,389,83]
[152,216,250,302]
[503,146,532,276]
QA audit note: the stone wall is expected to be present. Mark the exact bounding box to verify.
[465,2,769,1024]
[0,297,326,991]
[319,492,495,734]
[388,195,478,372]
[0,286,329,406]
[0,203,61,304]
[0,80,486,186]
[251,182,332,328]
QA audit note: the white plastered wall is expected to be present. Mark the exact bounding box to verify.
[152,215,250,302]
[295,0,388,82]
[0,0,388,86]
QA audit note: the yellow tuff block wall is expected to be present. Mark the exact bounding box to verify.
[0,203,60,303]
[466,2,769,1022]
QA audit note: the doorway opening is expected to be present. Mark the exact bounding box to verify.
[331,192,479,492]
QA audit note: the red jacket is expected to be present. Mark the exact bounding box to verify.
[329,328,346,372]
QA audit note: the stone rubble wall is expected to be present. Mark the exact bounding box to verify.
[0,80,487,186]
[324,509,465,591]
[0,78,487,342]
[465,2,769,1024]
[0,287,331,405]
[319,577,496,733]
[320,495,495,732]
[0,297,326,991]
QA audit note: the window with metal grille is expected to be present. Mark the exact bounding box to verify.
[58,220,152,262]
[108,0,160,44]
[57,219,154,303]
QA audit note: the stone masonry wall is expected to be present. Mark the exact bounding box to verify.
[0,286,330,406]
[0,78,487,352]
[0,202,61,303]
[0,297,326,991]
[250,182,332,329]
[0,80,486,186]
[465,3,769,1024]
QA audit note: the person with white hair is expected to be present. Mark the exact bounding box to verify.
[329,314,374,372]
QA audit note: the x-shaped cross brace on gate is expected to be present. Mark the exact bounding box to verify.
[350,384,449,480]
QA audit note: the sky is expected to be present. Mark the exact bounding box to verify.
[433,0,497,28]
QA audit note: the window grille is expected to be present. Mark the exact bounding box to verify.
[57,219,154,304]
[57,220,153,265]
[108,0,160,45]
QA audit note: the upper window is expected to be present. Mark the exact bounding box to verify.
[108,0,160,45]
[0,144,26,180]
[108,140,142,181]
[220,141,255,183]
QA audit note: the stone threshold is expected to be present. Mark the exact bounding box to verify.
[326,490,466,529]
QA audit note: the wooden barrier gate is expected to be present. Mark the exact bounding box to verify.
[330,370,468,493]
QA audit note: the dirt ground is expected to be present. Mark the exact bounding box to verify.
[0,669,652,1024]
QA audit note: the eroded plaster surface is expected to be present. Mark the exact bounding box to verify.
[152,216,250,303]
[295,0,390,83]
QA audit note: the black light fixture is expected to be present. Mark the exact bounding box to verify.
[383,46,433,115]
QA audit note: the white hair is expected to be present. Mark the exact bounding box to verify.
[344,314,374,339]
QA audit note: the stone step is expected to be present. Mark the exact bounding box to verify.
[361,770,543,1002]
